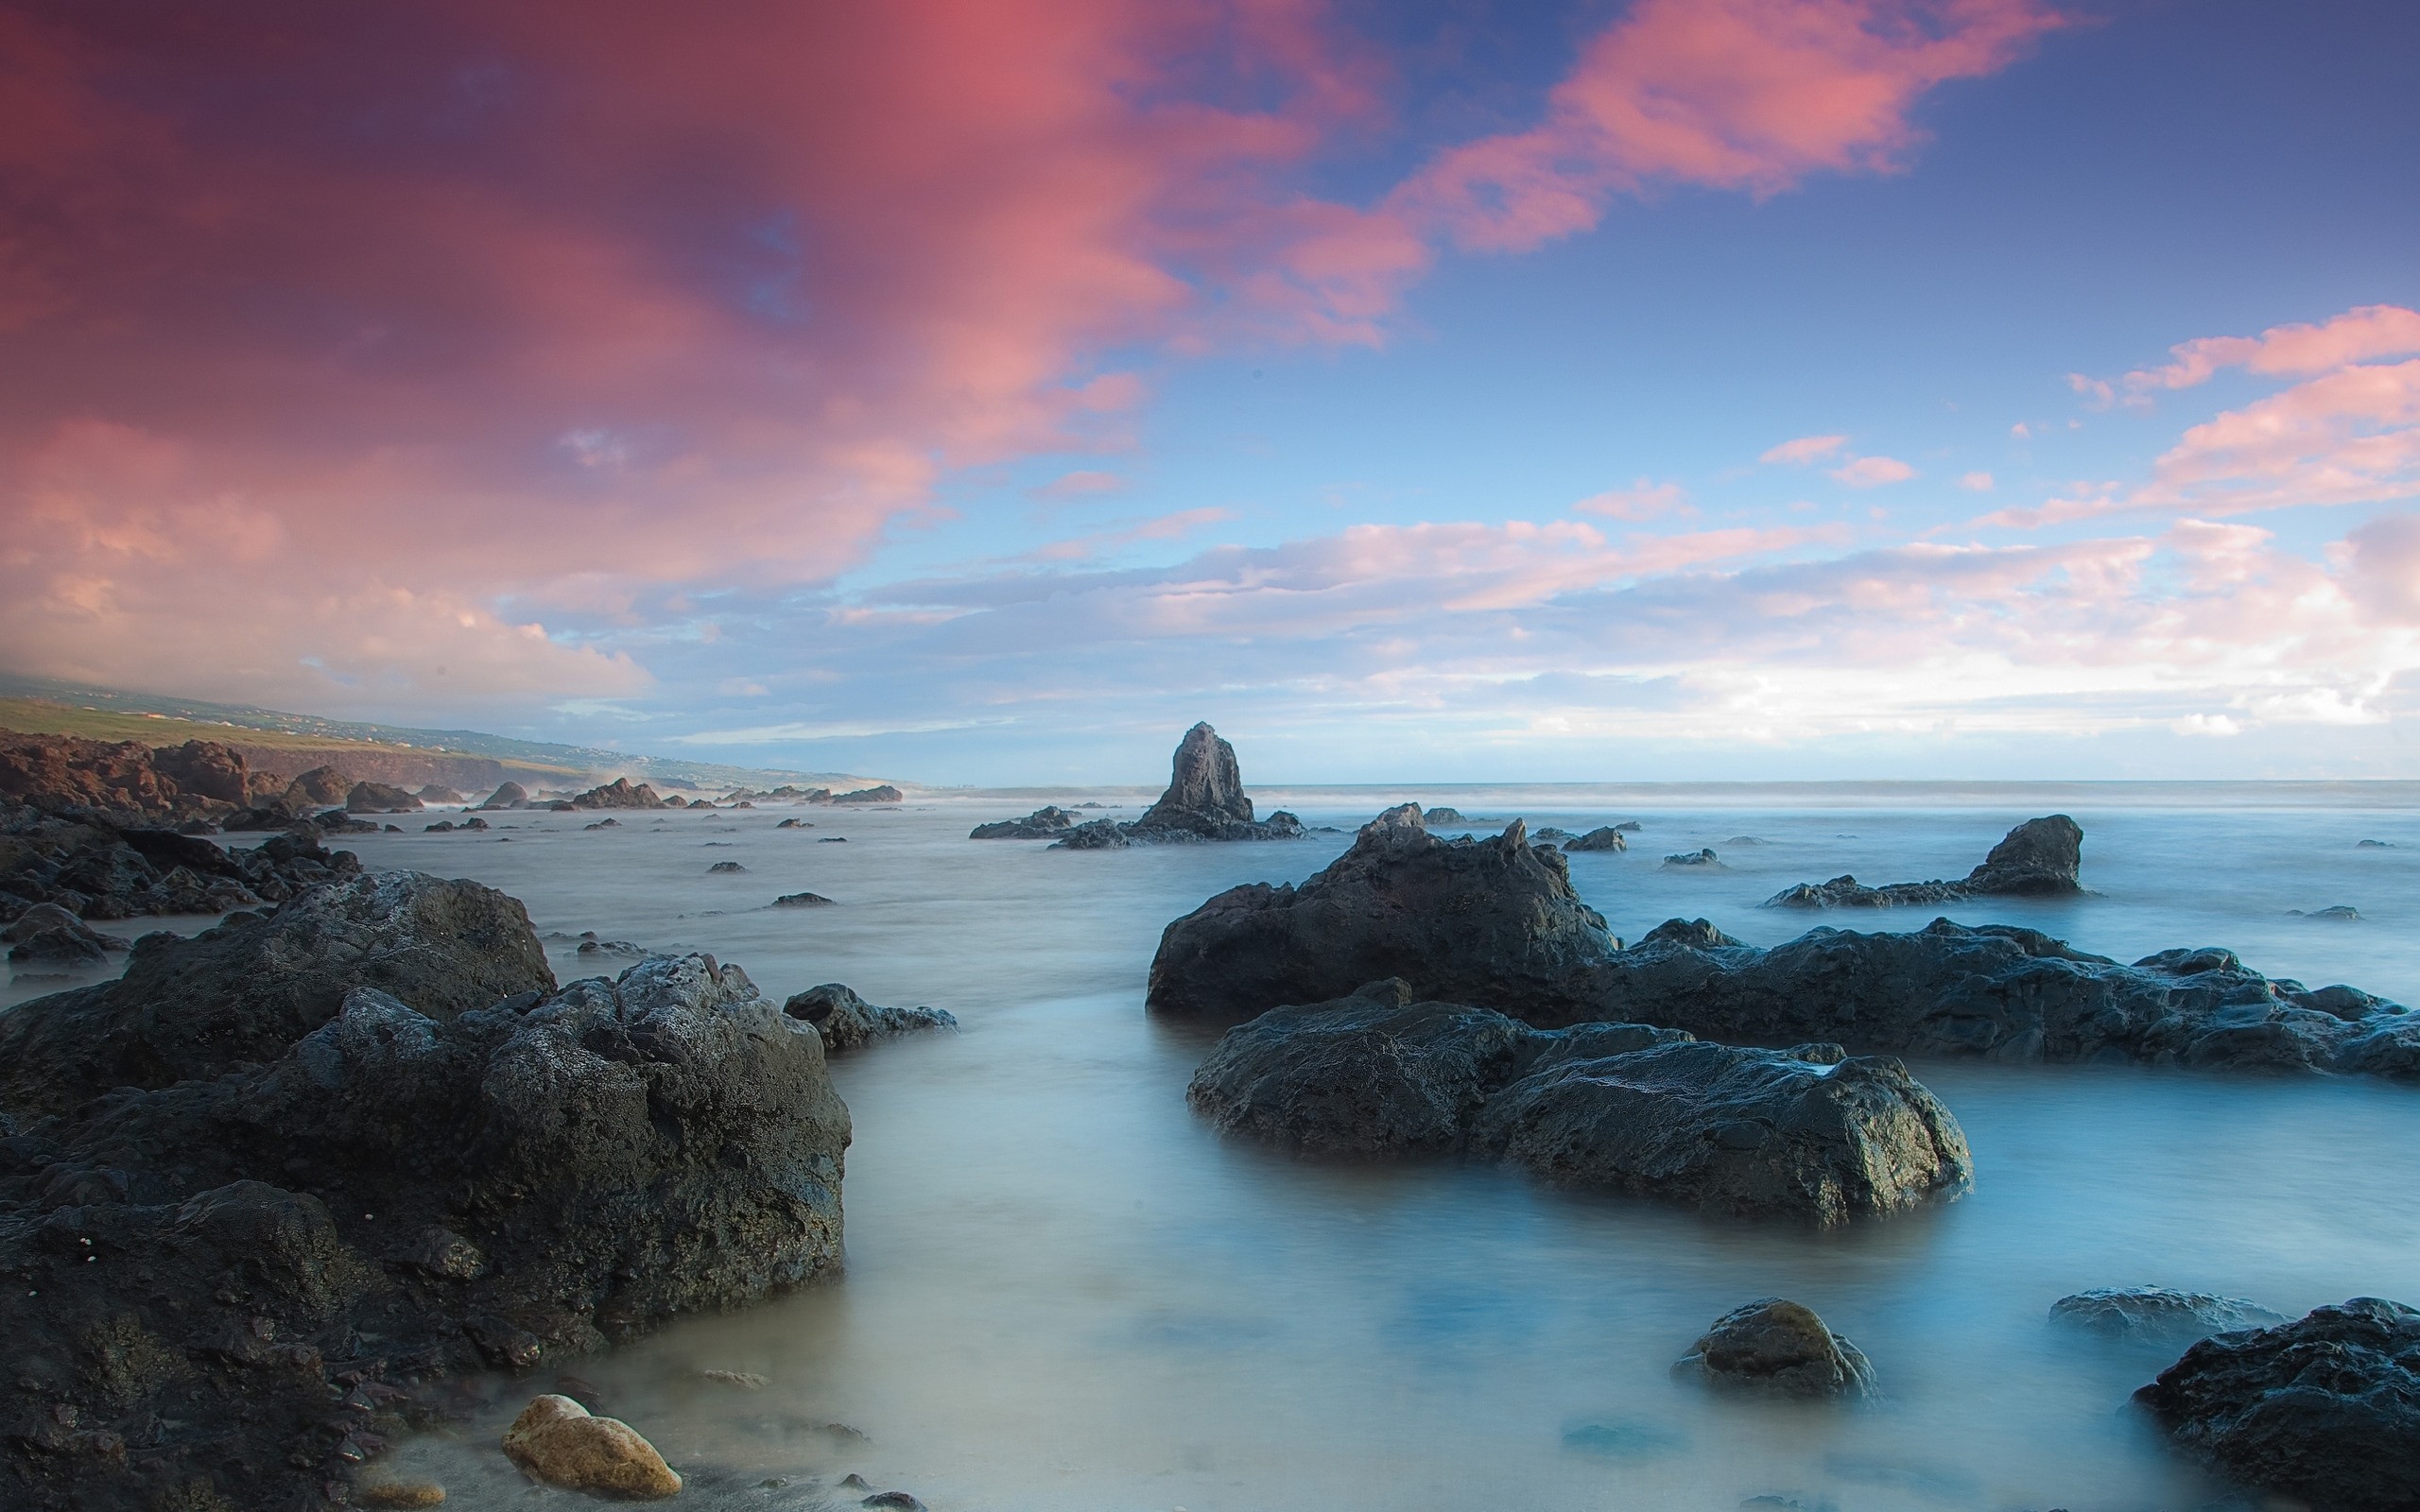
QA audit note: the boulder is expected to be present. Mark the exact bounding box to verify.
[1147,813,1617,1022]
[570,778,666,809]
[0,944,850,1510]
[1053,724,1303,848]
[776,817,813,829]
[0,731,251,819]
[970,805,1079,839]
[150,740,252,806]
[477,781,529,810]
[2051,1288,2286,1344]
[1563,827,1628,852]
[415,784,465,803]
[2135,1298,2420,1512]
[1664,848,1721,868]
[707,860,747,873]
[283,765,354,809]
[1147,816,2420,1077]
[346,781,424,814]
[1672,1299,1877,1398]
[781,983,959,1054]
[1186,981,1971,1224]
[772,892,835,907]
[1421,806,1469,825]
[0,803,323,923]
[831,784,904,804]
[501,1395,682,1499]
[1766,815,2084,908]
[0,870,554,1116]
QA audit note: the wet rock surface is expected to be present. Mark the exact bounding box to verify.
[1,801,355,927]
[572,778,667,809]
[1765,815,2084,909]
[1051,723,1304,848]
[0,898,851,1511]
[2135,1297,2420,1512]
[1562,826,1629,852]
[2050,1287,2286,1344]
[1148,816,2420,1077]
[1148,805,1617,1022]
[782,983,959,1054]
[1186,979,1972,1223]
[1673,1298,1878,1397]
[970,804,1078,839]
[501,1394,682,1499]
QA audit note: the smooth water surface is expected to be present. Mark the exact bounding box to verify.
[15,785,2420,1509]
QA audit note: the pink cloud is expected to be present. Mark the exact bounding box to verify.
[1762,434,1850,464]
[1392,0,2065,253]
[1959,471,1994,490]
[2127,303,2420,391]
[1028,470,1132,502]
[1831,455,1916,487]
[1575,478,1692,521]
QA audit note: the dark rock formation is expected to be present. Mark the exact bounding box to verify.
[831,785,903,805]
[283,765,355,809]
[776,817,813,829]
[0,870,553,1117]
[780,983,958,1054]
[1563,827,1629,852]
[415,784,465,803]
[1672,1299,1877,1398]
[0,732,258,820]
[970,805,1078,839]
[2291,905,2361,921]
[346,781,424,814]
[571,778,666,810]
[6,908,117,966]
[1147,821,2420,1078]
[772,892,835,907]
[0,803,362,924]
[1147,808,1617,1022]
[479,781,530,810]
[707,860,747,873]
[2051,1288,2286,1344]
[1664,848,1721,868]
[0,939,851,1511]
[1053,724,1304,848]
[2358,838,2393,849]
[2135,1297,2420,1512]
[1186,980,1970,1224]
[1766,815,2083,908]
[1421,806,1469,825]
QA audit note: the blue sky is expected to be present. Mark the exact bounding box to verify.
[6,0,2418,782]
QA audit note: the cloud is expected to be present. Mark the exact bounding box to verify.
[1959,471,1994,490]
[1028,470,1131,502]
[1831,455,1916,487]
[1575,478,1691,521]
[1391,0,2065,253]
[1762,434,1850,464]
[2127,304,2420,391]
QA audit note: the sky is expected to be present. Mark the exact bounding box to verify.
[4,0,2419,783]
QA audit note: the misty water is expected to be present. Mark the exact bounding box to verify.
[17,784,2420,1509]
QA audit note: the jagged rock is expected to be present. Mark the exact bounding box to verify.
[477,781,529,810]
[1563,827,1628,852]
[1766,815,2083,908]
[1672,1299,1877,1397]
[0,732,251,819]
[832,785,903,804]
[0,943,849,1510]
[775,817,813,829]
[0,804,318,924]
[574,932,647,958]
[346,781,424,814]
[1664,848,1721,868]
[502,1395,683,1499]
[781,983,958,1054]
[1148,814,1617,1022]
[1147,824,2420,1078]
[1054,724,1303,848]
[571,778,665,809]
[282,765,354,808]
[2051,1288,2286,1344]
[1533,827,1574,842]
[707,860,747,873]
[0,870,553,1116]
[772,892,835,907]
[2135,1298,2420,1512]
[1187,980,1969,1223]
[2290,905,2361,920]
[970,805,1078,839]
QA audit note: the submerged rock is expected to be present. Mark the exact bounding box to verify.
[1051,723,1304,848]
[1664,848,1721,868]
[501,1395,682,1499]
[1765,815,2083,908]
[1186,980,1971,1224]
[1148,811,1617,1022]
[2135,1297,2420,1512]
[1672,1299,1877,1397]
[782,983,957,1053]
[971,805,1078,839]
[477,781,529,810]
[2050,1288,2286,1344]
[772,891,836,907]
[707,860,747,873]
[1563,827,1629,852]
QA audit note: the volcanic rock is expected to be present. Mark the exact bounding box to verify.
[2135,1297,2420,1512]
[571,778,666,809]
[1563,827,1629,852]
[970,805,1078,839]
[346,781,424,814]
[477,781,529,810]
[1664,848,1721,868]
[1766,815,2083,908]
[283,765,354,808]
[781,983,958,1054]
[1053,724,1304,848]
[1672,1299,1877,1397]
[772,892,835,907]
[1188,981,1968,1223]
[415,783,464,803]
[2050,1288,2286,1344]
[707,860,747,873]
[501,1395,682,1499]
[832,785,903,804]
[1421,806,1469,825]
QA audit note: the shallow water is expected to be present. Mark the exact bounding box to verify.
[18,785,2420,1508]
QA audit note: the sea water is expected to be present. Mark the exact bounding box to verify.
[12,784,2420,1509]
